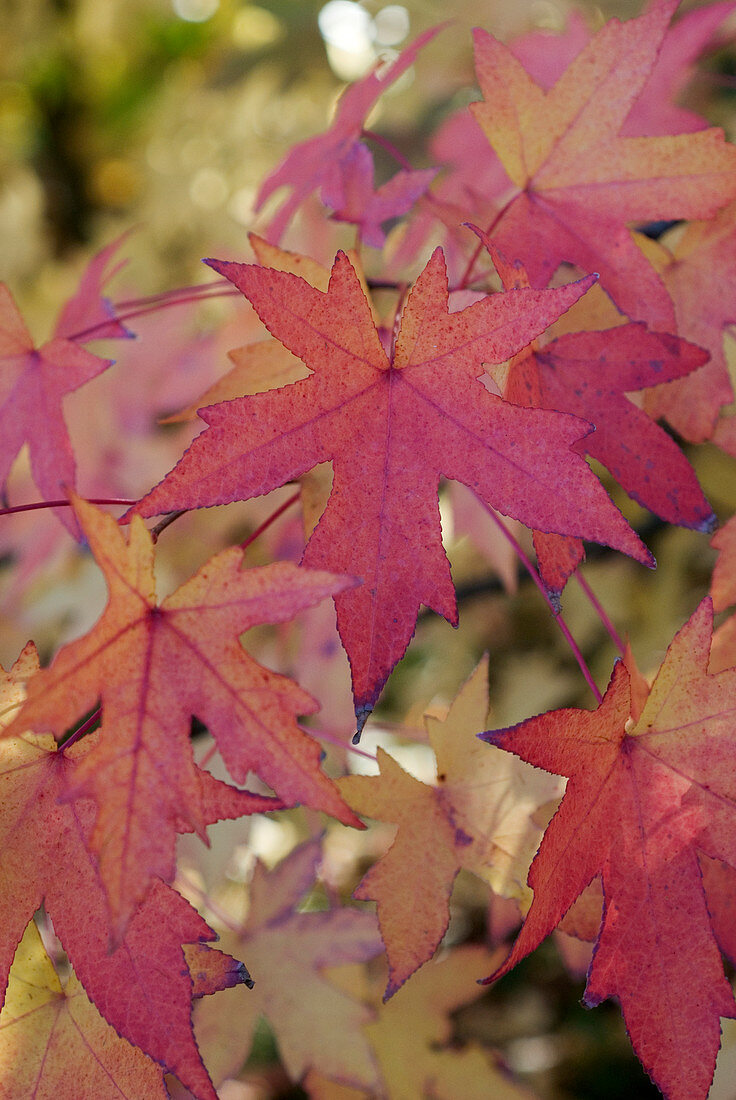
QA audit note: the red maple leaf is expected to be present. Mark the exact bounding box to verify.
[509,1,736,136]
[480,599,736,1100]
[468,1,736,327]
[0,721,257,1100]
[133,247,652,735]
[3,496,358,939]
[320,141,437,247]
[0,236,130,532]
[254,25,442,241]
[481,234,713,595]
[53,231,133,342]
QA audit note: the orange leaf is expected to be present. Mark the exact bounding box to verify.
[3,495,360,940]
[0,920,167,1100]
[338,659,562,996]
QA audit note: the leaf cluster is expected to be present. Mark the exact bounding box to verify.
[3,4,736,1098]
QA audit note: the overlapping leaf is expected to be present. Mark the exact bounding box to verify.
[364,946,532,1100]
[480,600,736,1100]
[0,239,130,533]
[483,236,713,593]
[338,659,562,996]
[640,203,736,441]
[254,26,441,241]
[510,1,736,136]
[3,496,358,939]
[469,1,736,325]
[134,245,652,733]
[0,917,245,1100]
[0,652,253,1099]
[320,142,437,247]
[193,840,383,1091]
[0,920,168,1100]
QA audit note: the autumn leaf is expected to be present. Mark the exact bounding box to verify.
[470,1,736,326]
[486,237,712,531]
[620,0,736,138]
[134,246,652,735]
[0,286,113,533]
[0,919,168,1100]
[3,495,359,939]
[0,236,134,538]
[0,639,256,1099]
[193,839,383,1091]
[365,945,532,1100]
[0,717,261,1099]
[509,1,736,137]
[337,658,562,997]
[53,231,133,343]
[254,26,442,241]
[305,945,533,1098]
[478,233,713,593]
[639,203,736,442]
[0,915,247,1100]
[320,142,437,247]
[480,599,736,1100]
[162,237,332,424]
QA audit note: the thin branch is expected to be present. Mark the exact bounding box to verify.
[60,706,101,751]
[69,288,239,343]
[576,571,625,655]
[0,497,136,518]
[149,509,187,542]
[240,491,300,551]
[456,195,519,290]
[115,279,233,310]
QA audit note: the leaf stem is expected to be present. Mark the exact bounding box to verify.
[115,280,234,310]
[303,722,377,761]
[61,706,101,750]
[239,491,301,551]
[576,572,625,655]
[0,497,136,518]
[149,509,188,542]
[456,194,518,290]
[69,287,239,343]
[478,502,603,703]
[361,128,415,172]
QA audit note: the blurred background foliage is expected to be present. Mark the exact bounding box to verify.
[3,1,736,1097]
[1,0,652,288]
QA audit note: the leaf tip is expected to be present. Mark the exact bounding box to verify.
[383,976,402,1002]
[202,257,227,276]
[238,962,255,989]
[352,703,373,744]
